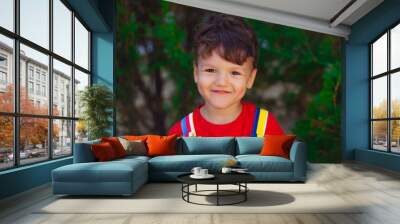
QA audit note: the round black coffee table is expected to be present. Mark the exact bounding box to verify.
[177,173,255,206]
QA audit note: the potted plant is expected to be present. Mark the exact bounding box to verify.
[79,84,114,140]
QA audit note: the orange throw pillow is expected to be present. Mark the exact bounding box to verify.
[101,137,127,158]
[124,135,148,141]
[260,135,296,159]
[146,134,177,157]
[91,142,117,161]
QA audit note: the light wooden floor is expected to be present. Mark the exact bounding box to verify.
[1,162,400,224]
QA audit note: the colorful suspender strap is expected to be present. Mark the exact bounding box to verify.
[188,112,196,136]
[251,108,269,137]
[180,112,196,137]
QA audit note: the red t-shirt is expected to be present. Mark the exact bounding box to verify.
[168,101,284,137]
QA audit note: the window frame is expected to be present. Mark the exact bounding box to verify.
[0,0,92,171]
[369,19,400,154]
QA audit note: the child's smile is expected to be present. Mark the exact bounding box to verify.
[211,89,231,94]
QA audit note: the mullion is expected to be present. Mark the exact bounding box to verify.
[370,67,400,80]
[370,45,373,149]
[388,29,391,152]
[372,118,400,121]
[0,111,79,119]
[0,26,16,40]
[71,9,76,157]
[49,0,53,160]
[13,0,20,167]
[88,30,91,74]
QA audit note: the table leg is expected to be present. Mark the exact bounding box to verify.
[187,184,190,202]
[217,184,219,206]
[245,183,247,201]
[195,184,197,192]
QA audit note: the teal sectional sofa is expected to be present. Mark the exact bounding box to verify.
[52,137,307,196]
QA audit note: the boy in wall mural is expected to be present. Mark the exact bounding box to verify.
[168,13,284,137]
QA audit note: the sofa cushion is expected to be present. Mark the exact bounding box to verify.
[114,155,150,163]
[101,137,127,158]
[124,135,148,141]
[235,137,264,155]
[148,154,235,172]
[260,135,296,159]
[146,134,177,157]
[52,159,147,183]
[91,142,118,161]
[118,137,147,156]
[178,137,235,155]
[236,155,293,172]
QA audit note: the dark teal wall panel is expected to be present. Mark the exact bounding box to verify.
[66,0,109,32]
[343,44,369,160]
[349,0,400,45]
[345,0,400,171]
[0,158,72,199]
[355,149,400,172]
[92,32,113,88]
[92,31,114,135]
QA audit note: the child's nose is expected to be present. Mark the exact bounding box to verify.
[215,72,229,85]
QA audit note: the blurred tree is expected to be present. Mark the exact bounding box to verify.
[247,20,342,162]
[117,0,198,135]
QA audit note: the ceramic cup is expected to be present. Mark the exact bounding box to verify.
[200,169,208,176]
[191,167,202,176]
[221,167,232,174]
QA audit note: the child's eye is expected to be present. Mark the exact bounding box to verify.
[205,68,216,73]
[231,71,242,76]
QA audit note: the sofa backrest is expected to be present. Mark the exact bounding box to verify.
[73,139,100,163]
[235,137,264,155]
[177,137,236,155]
[73,137,265,162]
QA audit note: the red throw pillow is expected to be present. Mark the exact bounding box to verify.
[91,142,118,161]
[101,137,127,158]
[260,135,296,159]
[146,134,177,157]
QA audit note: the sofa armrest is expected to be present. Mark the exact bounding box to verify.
[289,141,307,181]
[73,140,100,163]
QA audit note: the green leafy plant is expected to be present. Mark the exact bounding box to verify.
[79,84,114,140]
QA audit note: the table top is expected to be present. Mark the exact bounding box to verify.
[177,172,255,185]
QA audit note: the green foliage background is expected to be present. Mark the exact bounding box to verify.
[116,0,342,162]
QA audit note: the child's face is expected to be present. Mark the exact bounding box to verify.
[194,50,257,110]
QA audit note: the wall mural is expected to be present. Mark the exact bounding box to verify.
[116,0,342,162]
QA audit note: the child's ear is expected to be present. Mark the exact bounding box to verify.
[193,63,199,83]
[246,68,257,89]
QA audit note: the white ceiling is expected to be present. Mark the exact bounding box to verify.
[226,0,352,22]
[166,0,384,39]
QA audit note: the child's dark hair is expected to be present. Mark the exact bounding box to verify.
[193,13,258,69]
